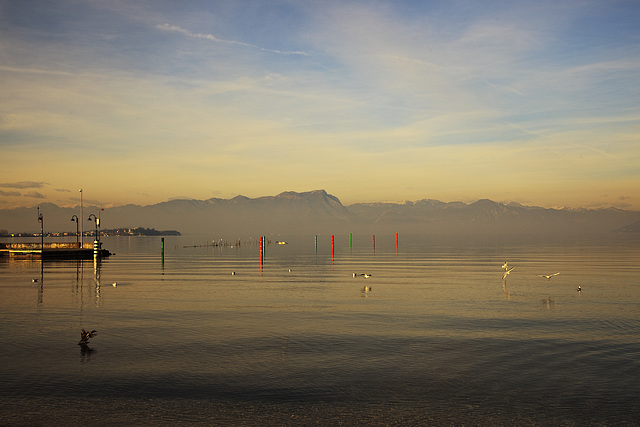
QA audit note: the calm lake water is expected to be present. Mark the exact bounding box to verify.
[1,233,639,426]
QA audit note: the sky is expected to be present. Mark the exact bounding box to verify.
[1,0,639,210]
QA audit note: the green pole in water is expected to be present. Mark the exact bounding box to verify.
[349,233,352,249]
[315,235,318,253]
[161,237,165,270]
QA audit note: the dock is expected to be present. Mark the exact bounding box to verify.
[0,241,112,259]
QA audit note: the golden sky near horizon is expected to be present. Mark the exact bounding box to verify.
[1,1,639,210]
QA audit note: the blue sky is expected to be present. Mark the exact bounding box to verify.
[1,0,639,210]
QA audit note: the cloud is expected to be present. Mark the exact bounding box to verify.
[0,65,76,77]
[0,181,47,189]
[24,191,45,199]
[0,190,21,197]
[156,23,312,56]
[1,0,638,210]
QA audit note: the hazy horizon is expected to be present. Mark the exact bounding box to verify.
[2,188,639,238]
[2,188,639,212]
[1,1,639,211]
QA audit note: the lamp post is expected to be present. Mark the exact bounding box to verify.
[88,214,99,242]
[71,215,79,246]
[79,189,83,247]
[37,207,44,251]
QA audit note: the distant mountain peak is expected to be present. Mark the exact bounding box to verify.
[274,189,343,206]
[230,195,250,202]
[470,199,499,207]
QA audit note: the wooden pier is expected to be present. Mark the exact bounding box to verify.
[0,241,112,259]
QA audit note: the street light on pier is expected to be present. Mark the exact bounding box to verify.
[37,207,44,250]
[71,215,79,246]
[88,214,100,242]
[79,189,83,247]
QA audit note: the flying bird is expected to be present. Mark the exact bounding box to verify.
[540,273,560,280]
[79,329,97,345]
[502,267,515,280]
[501,261,509,270]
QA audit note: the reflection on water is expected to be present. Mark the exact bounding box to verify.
[1,234,639,425]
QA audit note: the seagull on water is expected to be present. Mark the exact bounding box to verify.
[502,267,514,280]
[353,273,372,278]
[540,273,560,280]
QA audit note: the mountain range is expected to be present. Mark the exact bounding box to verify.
[1,190,639,237]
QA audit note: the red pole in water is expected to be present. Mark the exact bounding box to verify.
[331,235,334,259]
[372,235,375,251]
[396,232,398,251]
[260,237,263,268]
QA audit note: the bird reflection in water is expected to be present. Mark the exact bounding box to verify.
[279,336,289,360]
[80,342,95,361]
[542,297,555,309]
[502,282,511,300]
[79,329,98,362]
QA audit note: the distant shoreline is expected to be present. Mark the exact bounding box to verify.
[0,227,181,238]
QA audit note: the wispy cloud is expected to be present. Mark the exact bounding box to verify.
[0,66,76,77]
[156,23,312,56]
[24,191,45,199]
[0,181,47,189]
